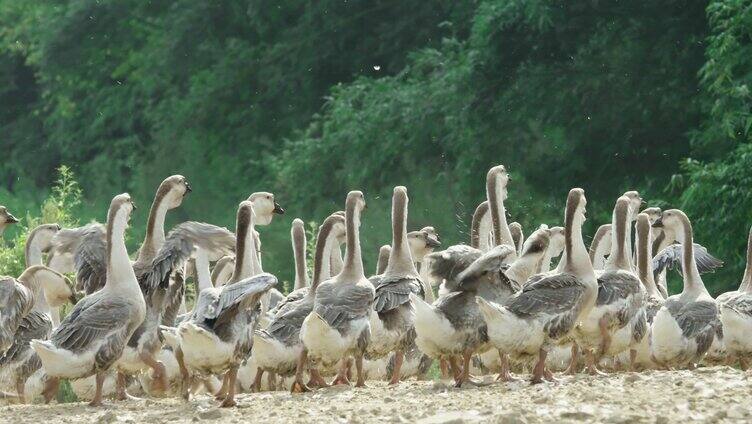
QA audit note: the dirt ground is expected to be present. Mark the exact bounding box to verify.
[1,366,751,423]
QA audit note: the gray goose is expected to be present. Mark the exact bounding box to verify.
[719,226,752,369]
[254,213,346,392]
[175,201,277,407]
[31,194,145,407]
[366,187,425,385]
[0,266,74,403]
[299,191,375,388]
[650,209,721,369]
[478,188,598,384]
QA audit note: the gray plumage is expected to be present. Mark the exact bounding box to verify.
[671,300,721,359]
[596,270,644,328]
[455,245,518,292]
[506,273,588,340]
[72,225,107,294]
[652,243,723,280]
[372,275,424,314]
[0,277,34,354]
[426,245,482,292]
[51,223,104,257]
[0,311,52,387]
[313,279,375,336]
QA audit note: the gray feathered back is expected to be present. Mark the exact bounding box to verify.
[72,224,107,294]
[425,245,482,290]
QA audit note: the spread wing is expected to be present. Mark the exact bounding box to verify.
[72,225,107,294]
[425,245,482,288]
[314,280,375,331]
[210,274,277,328]
[161,270,186,327]
[506,273,587,340]
[373,276,424,313]
[51,295,133,353]
[456,245,516,290]
[0,278,34,353]
[652,243,723,280]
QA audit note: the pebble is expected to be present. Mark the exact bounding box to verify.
[196,408,223,420]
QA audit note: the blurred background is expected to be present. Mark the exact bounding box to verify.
[0,1,750,294]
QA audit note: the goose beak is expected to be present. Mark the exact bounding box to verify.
[6,214,19,224]
[185,182,193,194]
[426,235,442,248]
[652,217,663,228]
[272,202,285,215]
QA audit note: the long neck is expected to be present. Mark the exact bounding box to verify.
[18,272,52,316]
[195,249,213,292]
[25,233,45,267]
[418,261,435,303]
[293,230,308,291]
[653,228,674,256]
[340,203,364,282]
[563,214,593,280]
[329,246,344,276]
[606,206,630,272]
[470,202,489,250]
[310,225,337,294]
[231,214,257,283]
[488,177,516,257]
[138,194,169,263]
[384,193,419,278]
[506,251,545,284]
[741,228,752,292]
[106,213,138,292]
[676,216,705,295]
[637,224,660,297]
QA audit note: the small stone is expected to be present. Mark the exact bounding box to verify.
[196,408,224,420]
[497,412,527,424]
[560,411,593,420]
[99,411,118,424]
[623,373,641,383]
[383,396,395,403]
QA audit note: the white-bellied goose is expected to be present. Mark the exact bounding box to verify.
[0,266,74,403]
[366,187,425,385]
[719,226,752,369]
[572,195,646,374]
[589,224,613,271]
[299,191,375,388]
[0,206,19,237]
[31,194,145,407]
[175,201,277,407]
[650,209,721,369]
[477,188,598,384]
[628,212,666,369]
[255,213,346,392]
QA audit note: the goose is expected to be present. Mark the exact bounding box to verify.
[175,201,277,407]
[243,193,285,317]
[366,186,425,385]
[572,195,646,374]
[0,206,19,237]
[626,212,666,369]
[254,213,346,392]
[299,191,375,388]
[477,188,598,384]
[413,166,535,386]
[24,224,65,327]
[0,266,74,403]
[589,224,613,271]
[408,227,442,303]
[650,209,721,369]
[719,225,752,369]
[30,194,145,407]
[510,222,524,256]
[375,245,391,275]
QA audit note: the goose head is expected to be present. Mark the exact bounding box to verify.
[27,223,62,253]
[407,226,441,262]
[109,193,137,231]
[652,209,688,234]
[0,206,19,235]
[521,225,551,257]
[487,165,510,200]
[345,191,366,224]
[622,190,644,221]
[19,265,76,307]
[643,207,662,225]
[546,225,566,258]
[247,192,284,226]
[157,175,192,210]
[565,188,587,227]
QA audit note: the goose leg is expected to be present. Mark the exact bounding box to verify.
[15,379,25,404]
[455,351,473,387]
[439,359,450,379]
[496,351,517,382]
[89,372,105,407]
[219,367,238,408]
[267,371,277,391]
[42,377,59,404]
[564,343,579,375]
[739,357,748,371]
[585,349,607,376]
[530,349,548,384]
[307,368,328,388]
[355,354,367,387]
[331,358,351,386]
[175,347,192,400]
[251,368,264,392]
[629,349,638,371]
[388,350,404,385]
[448,356,462,381]
[290,348,311,393]
[214,373,229,401]
[140,351,168,394]
[597,316,612,360]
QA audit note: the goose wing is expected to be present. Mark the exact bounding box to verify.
[723,293,752,317]
[425,245,482,289]
[265,298,312,345]
[456,245,517,291]
[0,310,52,366]
[72,224,107,294]
[506,273,587,340]
[674,300,720,354]
[314,280,375,331]
[161,270,186,327]
[209,274,278,328]
[373,275,424,313]
[652,243,723,280]
[0,278,34,353]
[271,287,309,314]
[51,295,133,353]
[597,271,643,327]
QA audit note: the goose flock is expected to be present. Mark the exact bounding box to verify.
[0,165,747,409]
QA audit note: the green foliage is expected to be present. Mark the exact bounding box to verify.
[0,166,82,277]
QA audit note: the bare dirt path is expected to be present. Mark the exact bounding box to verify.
[2,366,751,423]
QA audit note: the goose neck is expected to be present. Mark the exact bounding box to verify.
[676,216,706,295]
[195,249,213,291]
[231,207,257,283]
[106,210,139,294]
[292,227,308,291]
[636,223,660,297]
[384,190,419,278]
[139,194,169,263]
[487,176,516,256]
[606,202,631,272]
[310,219,339,294]
[563,214,593,280]
[340,203,365,282]
[741,228,752,292]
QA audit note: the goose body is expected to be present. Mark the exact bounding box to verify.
[719,226,752,368]
[650,209,721,368]
[31,194,145,406]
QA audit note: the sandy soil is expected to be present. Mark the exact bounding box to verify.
[2,366,751,423]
